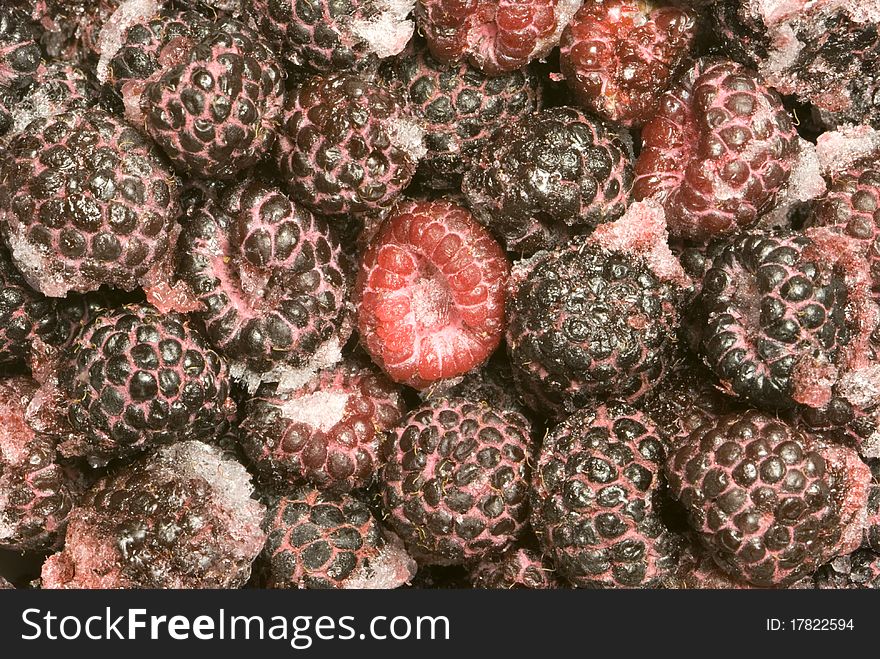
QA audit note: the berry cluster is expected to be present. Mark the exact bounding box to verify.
[2,0,880,591]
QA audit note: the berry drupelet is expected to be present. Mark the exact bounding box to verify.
[178,180,355,376]
[381,394,532,565]
[462,107,634,254]
[531,402,680,588]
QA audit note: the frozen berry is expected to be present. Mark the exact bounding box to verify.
[249,0,414,73]
[417,0,583,75]
[462,107,633,254]
[381,394,532,565]
[559,1,697,128]
[531,402,680,588]
[41,441,266,589]
[666,410,860,587]
[381,38,542,189]
[274,73,423,217]
[178,180,355,375]
[506,240,680,419]
[0,376,75,551]
[633,58,799,242]
[24,0,123,62]
[698,232,852,409]
[139,17,285,179]
[260,486,417,588]
[0,107,180,297]
[357,199,509,389]
[50,304,234,463]
[241,361,405,492]
[711,1,880,128]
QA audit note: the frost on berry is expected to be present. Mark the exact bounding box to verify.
[178,180,355,377]
[42,441,265,589]
[356,199,510,389]
[417,0,583,75]
[531,402,681,588]
[241,361,405,492]
[588,199,691,289]
[249,0,415,73]
[817,442,871,557]
[633,58,799,242]
[813,549,880,589]
[0,377,75,552]
[559,1,697,127]
[2,63,100,142]
[807,140,880,291]
[95,0,161,83]
[260,486,416,589]
[381,395,533,565]
[711,0,880,127]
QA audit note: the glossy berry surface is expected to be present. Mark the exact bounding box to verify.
[559,1,697,127]
[463,106,633,254]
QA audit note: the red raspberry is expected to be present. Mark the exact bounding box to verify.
[633,57,800,242]
[559,1,697,128]
[417,0,583,75]
[356,199,509,389]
